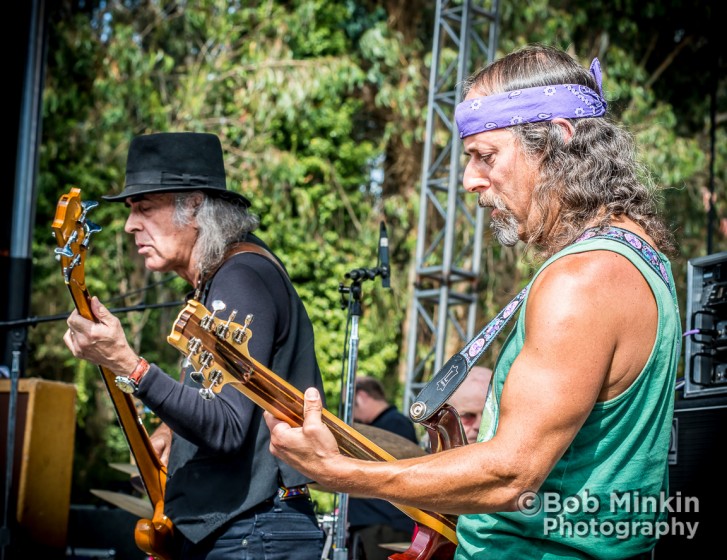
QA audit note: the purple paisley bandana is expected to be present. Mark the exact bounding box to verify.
[455,58,607,139]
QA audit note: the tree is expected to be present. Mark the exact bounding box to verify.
[31,0,724,504]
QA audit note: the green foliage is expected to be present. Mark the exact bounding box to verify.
[31,0,724,503]
[35,0,431,500]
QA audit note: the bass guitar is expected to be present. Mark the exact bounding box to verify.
[53,187,178,559]
[167,298,464,560]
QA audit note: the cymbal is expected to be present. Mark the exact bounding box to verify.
[91,489,153,519]
[108,462,140,476]
[309,423,425,495]
[352,422,426,460]
[379,542,411,552]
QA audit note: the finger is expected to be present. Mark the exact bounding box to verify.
[263,410,288,435]
[160,446,170,467]
[63,329,74,350]
[66,309,80,331]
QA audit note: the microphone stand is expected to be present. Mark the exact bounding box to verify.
[332,244,389,560]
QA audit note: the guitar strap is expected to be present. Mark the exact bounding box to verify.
[223,241,288,276]
[409,226,673,423]
[194,240,288,302]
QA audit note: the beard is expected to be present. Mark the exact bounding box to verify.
[479,193,520,246]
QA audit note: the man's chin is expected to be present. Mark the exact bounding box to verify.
[140,256,165,272]
[491,222,520,247]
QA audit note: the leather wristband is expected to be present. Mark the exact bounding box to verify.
[114,357,150,394]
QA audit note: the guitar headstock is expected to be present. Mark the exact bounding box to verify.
[167,299,255,400]
[52,188,102,314]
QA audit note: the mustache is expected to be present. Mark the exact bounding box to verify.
[478,193,508,212]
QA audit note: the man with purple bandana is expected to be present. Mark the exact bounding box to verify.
[264,45,681,560]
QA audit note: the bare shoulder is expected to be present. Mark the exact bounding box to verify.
[525,240,658,400]
[531,249,652,315]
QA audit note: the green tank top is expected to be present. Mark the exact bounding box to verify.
[455,235,681,559]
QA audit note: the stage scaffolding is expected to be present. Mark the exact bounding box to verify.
[403,0,500,413]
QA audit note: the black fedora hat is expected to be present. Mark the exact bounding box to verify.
[102,132,251,207]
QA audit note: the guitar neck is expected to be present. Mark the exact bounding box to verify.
[53,187,178,559]
[221,344,457,543]
[72,288,166,506]
[217,342,397,461]
[168,301,458,545]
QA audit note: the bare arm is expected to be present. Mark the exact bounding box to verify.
[265,250,657,514]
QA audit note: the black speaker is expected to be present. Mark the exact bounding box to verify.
[683,252,727,398]
[653,396,727,557]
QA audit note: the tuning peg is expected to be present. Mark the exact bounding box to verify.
[54,245,74,259]
[216,309,238,339]
[190,369,206,384]
[200,368,223,397]
[54,229,80,258]
[79,200,99,224]
[232,314,254,344]
[82,221,102,248]
[199,387,215,400]
[201,300,226,330]
[208,369,223,386]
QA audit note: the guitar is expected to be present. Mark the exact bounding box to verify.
[167,298,464,560]
[53,187,178,560]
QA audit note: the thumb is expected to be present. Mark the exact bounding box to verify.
[303,387,323,425]
[91,296,110,319]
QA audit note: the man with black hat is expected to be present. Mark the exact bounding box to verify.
[64,132,327,559]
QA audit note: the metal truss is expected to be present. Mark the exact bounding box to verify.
[403,0,500,413]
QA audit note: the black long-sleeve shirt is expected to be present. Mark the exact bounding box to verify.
[135,234,325,543]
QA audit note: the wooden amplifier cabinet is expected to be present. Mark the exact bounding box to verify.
[0,377,77,554]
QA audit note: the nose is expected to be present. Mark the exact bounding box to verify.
[124,209,140,234]
[462,160,489,193]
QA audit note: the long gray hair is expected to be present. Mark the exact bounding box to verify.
[464,44,675,258]
[173,191,260,277]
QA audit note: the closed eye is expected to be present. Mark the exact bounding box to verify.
[479,153,494,165]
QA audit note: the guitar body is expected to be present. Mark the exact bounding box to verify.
[53,188,179,560]
[168,299,465,560]
[135,500,179,560]
[388,526,457,560]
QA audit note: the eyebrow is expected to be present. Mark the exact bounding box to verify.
[124,194,151,208]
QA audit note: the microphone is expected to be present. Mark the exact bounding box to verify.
[378,221,390,288]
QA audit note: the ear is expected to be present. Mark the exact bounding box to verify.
[551,118,575,143]
[188,192,205,216]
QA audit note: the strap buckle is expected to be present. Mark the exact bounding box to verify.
[278,484,309,501]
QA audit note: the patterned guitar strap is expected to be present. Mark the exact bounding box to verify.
[409,226,673,424]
